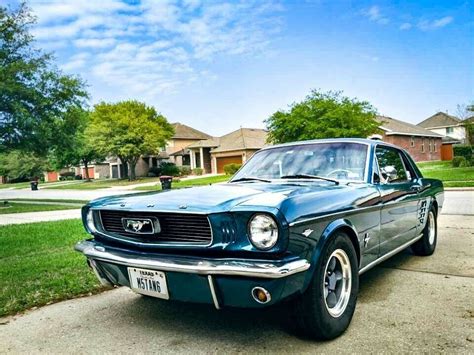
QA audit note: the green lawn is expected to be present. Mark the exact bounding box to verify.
[0,180,82,190]
[45,177,161,190]
[0,202,82,214]
[418,160,474,187]
[134,174,231,191]
[7,198,89,204]
[0,220,104,317]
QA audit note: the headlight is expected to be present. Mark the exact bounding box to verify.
[248,214,279,250]
[86,209,97,234]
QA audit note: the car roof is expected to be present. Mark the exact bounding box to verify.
[260,138,400,151]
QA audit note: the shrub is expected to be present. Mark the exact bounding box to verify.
[148,166,161,176]
[179,166,191,176]
[453,145,473,163]
[74,174,83,180]
[192,168,203,176]
[459,159,471,168]
[452,156,467,167]
[60,171,75,178]
[160,162,180,177]
[223,163,242,175]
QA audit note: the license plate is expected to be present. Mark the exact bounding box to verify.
[128,267,169,299]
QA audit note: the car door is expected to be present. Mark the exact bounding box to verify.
[375,145,421,256]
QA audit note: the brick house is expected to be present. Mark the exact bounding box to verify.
[376,116,443,161]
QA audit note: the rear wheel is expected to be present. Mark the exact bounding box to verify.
[412,206,437,256]
[288,232,359,340]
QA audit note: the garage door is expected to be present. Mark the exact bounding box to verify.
[216,156,242,173]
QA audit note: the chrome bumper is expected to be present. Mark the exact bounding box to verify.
[75,240,311,279]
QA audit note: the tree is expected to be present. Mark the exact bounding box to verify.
[0,3,88,154]
[0,150,48,182]
[88,100,174,180]
[49,107,104,181]
[265,90,380,143]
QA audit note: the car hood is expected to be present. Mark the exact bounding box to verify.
[88,182,376,218]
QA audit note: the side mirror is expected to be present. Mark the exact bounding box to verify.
[381,165,398,182]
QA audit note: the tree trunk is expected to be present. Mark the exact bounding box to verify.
[118,155,128,179]
[129,159,137,181]
[83,160,90,181]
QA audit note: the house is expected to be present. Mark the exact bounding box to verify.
[376,116,444,161]
[417,112,468,143]
[107,122,212,178]
[186,128,268,174]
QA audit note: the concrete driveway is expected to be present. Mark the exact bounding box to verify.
[1,211,473,353]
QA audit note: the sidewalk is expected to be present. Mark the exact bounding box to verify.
[0,209,81,226]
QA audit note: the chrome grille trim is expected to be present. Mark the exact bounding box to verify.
[95,210,213,247]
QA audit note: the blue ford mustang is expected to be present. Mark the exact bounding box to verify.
[76,138,444,339]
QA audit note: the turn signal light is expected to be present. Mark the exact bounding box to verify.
[251,287,271,304]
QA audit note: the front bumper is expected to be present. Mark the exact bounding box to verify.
[75,240,311,308]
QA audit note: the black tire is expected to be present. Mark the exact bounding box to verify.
[287,232,359,340]
[411,206,437,256]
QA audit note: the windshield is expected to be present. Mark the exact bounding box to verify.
[231,142,369,182]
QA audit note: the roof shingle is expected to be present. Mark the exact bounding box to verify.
[417,112,461,128]
[377,116,443,138]
[171,122,212,140]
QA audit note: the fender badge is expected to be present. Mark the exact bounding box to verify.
[179,205,188,209]
[302,229,313,237]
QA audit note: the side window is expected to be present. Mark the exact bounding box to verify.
[375,146,409,183]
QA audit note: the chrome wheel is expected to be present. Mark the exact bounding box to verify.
[428,211,436,245]
[323,249,352,318]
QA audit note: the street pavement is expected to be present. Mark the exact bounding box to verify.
[0,208,473,352]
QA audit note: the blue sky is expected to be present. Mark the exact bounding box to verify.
[11,0,474,136]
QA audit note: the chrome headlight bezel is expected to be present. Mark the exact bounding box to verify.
[248,213,279,250]
[85,209,97,234]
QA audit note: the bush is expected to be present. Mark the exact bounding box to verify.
[459,159,471,168]
[453,145,473,163]
[149,162,180,177]
[223,163,242,175]
[179,166,191,176]
[452,156,467,167]
[74,174,83,180]
[192,168,203,176]
[60,171,75,178]
[160,162,180,177]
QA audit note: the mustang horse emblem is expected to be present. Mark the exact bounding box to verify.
[125,219,153,233]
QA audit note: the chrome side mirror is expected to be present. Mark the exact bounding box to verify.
[381,165,398,182]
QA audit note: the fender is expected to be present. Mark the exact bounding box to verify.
[301,218,360,292]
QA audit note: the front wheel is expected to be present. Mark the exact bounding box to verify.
[288,232,359,340]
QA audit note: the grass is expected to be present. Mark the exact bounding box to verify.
[0,202,82,214]
[134,174,231,191]
[418,160,474,187]
[0,219,103,317]
[0,180,82,190]
[6,198,89,204]
[45,177,161,190]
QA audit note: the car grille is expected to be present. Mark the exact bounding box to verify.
[98,210,213,245]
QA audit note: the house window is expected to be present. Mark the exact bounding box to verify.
[446,127,454,134]
[434,141,437,152]
[421,139,425,153]
[429,139,433,152]
[410,136,415,147]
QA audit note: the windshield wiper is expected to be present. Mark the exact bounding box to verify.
[231,177,271,183]
[280,174,339,185]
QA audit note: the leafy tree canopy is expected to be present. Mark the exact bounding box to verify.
[88,100,175,180]
[265,90,380,144]
[49,107,105,180]
[0,3,88,154]
[0,150,48,181]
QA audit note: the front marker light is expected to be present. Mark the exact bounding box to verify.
[249,214,279,250]
[86,209,97,234]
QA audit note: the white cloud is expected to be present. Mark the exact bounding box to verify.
[418,16,453,31]
[363,5,390,25]
[29,0,283,96]
[399,22,412,30]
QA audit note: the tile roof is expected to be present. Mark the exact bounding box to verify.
[171,122,212,140]
[417,112,461,128]
[377,116,443,138]
[210,128,268,153]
